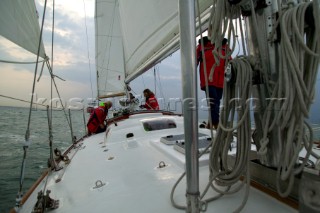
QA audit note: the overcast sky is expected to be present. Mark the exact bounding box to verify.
[1,0,319,123]
[0,0,190,111]
[0,0,96,107]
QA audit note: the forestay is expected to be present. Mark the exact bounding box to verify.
[0,0,46,58]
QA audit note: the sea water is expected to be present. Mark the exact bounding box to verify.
[0,106,87,213]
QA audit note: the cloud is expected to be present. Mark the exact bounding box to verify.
[56,0,95,19]
[1,0,182,110]
[32,0,95,68]
[37,0,94,22]
[0,63,95,107]
[0,64,43,107]
[0,37,40,61]
[53,61,96,84]
[0,0,97,109]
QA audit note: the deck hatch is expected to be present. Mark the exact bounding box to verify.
[141,117,177,131]
[174,137,212,155]
[160,133,209,145]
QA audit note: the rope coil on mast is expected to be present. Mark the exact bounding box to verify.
[211,56,253,209]
[169,0,320,211]
[209,0,320,202]
[259,1,320,197]
[171,1,252,212]
[203,1,254,212]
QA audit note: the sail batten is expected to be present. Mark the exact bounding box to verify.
[0,0,46,58]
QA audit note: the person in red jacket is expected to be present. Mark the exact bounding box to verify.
[87,101,112,135]
[139,89,159,110]
[197,37,231,129]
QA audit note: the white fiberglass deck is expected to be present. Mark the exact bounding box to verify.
[18,113,296,213]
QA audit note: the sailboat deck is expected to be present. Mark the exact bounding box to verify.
[19,113,297,212]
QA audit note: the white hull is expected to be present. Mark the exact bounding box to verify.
[17,112,297,212]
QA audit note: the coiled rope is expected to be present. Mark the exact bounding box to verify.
[259,1,320,197]
[209,57,253,213]
[170,1,252,212]
[170,0,320,211]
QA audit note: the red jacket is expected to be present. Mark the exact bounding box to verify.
[196,43,231,89]
[144,94,159,110]
[87,106,108,133]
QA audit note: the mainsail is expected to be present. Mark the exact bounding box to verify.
[0,0,46,58]
[95,0,212,98]
[95,0,126,98]
[118,0,212,83]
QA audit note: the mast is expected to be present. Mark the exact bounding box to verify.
[178,0,200,212]
[245,0,282,167]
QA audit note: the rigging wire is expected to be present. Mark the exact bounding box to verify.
[153,67,157,96]
[45,61,72,129]
[16,0,48,207]
[50,0,55,139]
[40,1,56,196]
[83,0,94,99]
[32,0,72,131]
[141,75,146,89]
[37,58,48,82]
[153,65,166,108]
[0,94,48,107]
[42,106,54,196]
[156,65,166,104]
[94,1,99,98]
[0,58,48,64]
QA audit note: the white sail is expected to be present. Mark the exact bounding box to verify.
[95,0,126,99]
[117,0,179,83]
[95,0,212,94]
[118,0,212,83]
[0,0,46,58]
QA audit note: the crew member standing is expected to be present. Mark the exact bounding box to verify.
[197,37,231,129]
